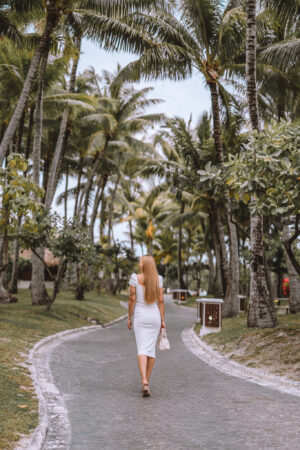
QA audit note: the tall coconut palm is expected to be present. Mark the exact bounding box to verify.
[0,0,170,163]
[245,0,277,327]
[77,68,164,226]
[114,0,246,315]
[140,114,239,314]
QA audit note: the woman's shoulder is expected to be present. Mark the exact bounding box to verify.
[129,273,138,287]
[158,274,163,288]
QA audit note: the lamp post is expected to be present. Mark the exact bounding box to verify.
[196,298,224,336]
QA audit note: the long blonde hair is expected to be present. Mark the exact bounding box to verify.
[141,255,160,304]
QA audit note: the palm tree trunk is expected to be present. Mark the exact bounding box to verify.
[210,200,228,297]
[108,172,121,247]
[209,212,223,297]
[0,6,59,163]
[42,146,51,197]
[246,0,277,327]
[245,0,260,132]
[129,220,134,251]
[78,139,108,218]
[207,247,215,295]
[15,110,25,154]
[227,212,240,315]
[64,165,69,221]
[74,156,83,217]
[32,54,48,186]
[44,109,67,207]
[31,52,50,306]
[283,224,300,313]
[99,196,107,243]
[89,179,102,239]
[209,83,239,315]
[24,105,35,174]
[53,117,72,196]
[0,122,5,142]
[89,173,108,241]
[209,82,224,164]
[44,36,82,209]
[185,228,192,290]
[177,201,186,289]
[248,216,277,326]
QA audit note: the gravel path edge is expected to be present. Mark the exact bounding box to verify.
[23,310,128,450]
[181,326,300,398]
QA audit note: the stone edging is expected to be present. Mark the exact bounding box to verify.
[182,326,300,398]
[25,312,128,450]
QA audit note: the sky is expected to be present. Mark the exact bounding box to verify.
[55,38,212,248]
[78,39,211,123]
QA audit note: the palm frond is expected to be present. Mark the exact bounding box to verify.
[218,7,246,63]
[179,0,222,53]
[258,38,300,71]
[145,182,169,207]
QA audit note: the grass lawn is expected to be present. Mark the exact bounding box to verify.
[178,296,197,308]
[178,294,216,309]
[194,313,300,381]
[0,289,127,449]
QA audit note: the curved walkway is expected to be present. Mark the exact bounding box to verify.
[47,296,300,449]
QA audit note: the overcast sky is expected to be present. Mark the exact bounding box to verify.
[78,39,211,124]
[56,38,212,247]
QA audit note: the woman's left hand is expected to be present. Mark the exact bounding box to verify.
[127,318,132,330]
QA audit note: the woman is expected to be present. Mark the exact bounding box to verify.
[128,255,166,397]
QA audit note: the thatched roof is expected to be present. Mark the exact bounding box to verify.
[19,249,59,267]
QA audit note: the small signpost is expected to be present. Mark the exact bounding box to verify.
[196,298,224,336]
[172,289,188,303]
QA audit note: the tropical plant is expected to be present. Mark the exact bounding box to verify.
[0,153,44,302]
[114,0,249,315]
[0,0,170,163]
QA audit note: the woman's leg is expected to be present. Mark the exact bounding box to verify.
[146,357,155,382]
[137,355,148,385]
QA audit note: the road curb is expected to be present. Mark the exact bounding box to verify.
[25,313,128,450]
[182,326,300,398]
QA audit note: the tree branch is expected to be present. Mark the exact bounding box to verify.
[31,248,54,281]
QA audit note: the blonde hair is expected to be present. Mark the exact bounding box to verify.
[141,255,160,304]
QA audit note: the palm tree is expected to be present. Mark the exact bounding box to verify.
[115,0,246,315]
[0,0,170,163]
[30,58,96,306]
[245,0,277,327]
[0,1,23,44]
[77,68,164,226]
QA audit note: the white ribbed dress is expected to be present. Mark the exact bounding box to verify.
[129,273,163,358]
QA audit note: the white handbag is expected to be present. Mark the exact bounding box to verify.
[157,328,170,350]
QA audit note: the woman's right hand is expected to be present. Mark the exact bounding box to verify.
[161,321,166,330]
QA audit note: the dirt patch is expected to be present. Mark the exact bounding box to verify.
[197,313,300,382]
[222,331,300,381]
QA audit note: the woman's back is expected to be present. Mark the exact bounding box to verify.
[129,273,163,307]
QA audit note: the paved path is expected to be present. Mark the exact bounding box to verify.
[48,297,300,449]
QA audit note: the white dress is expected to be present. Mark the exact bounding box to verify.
[129,273,163,358]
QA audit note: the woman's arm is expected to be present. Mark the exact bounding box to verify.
[127,285,136,330]
[158,287,166,329]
